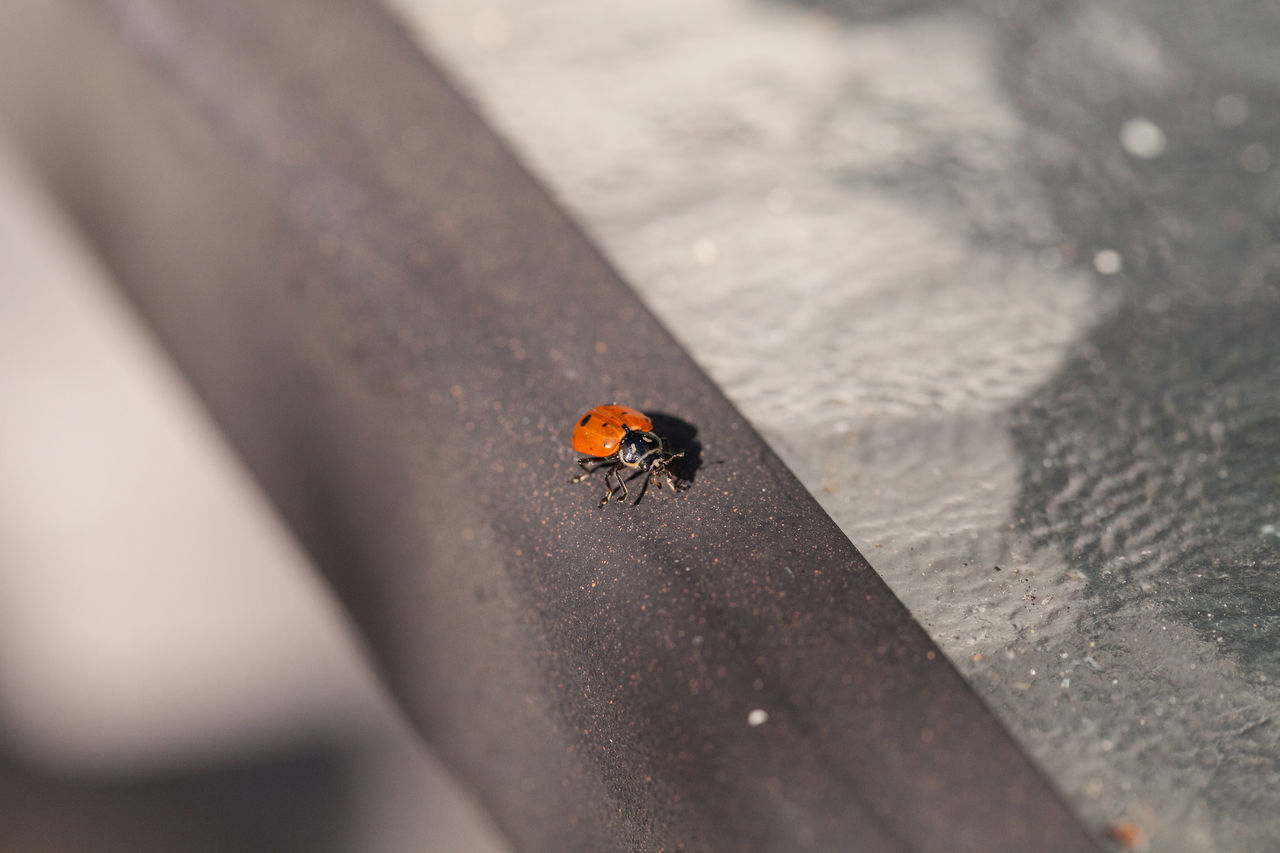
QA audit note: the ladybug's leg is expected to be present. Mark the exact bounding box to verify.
[597,475,613,507]
[598,463,623,508]
[600,467,613,505]
[632,470,654,505]
[648,452,686,495]
[612,467,630,504]
[573,456,611,483]
[662,451,686,488]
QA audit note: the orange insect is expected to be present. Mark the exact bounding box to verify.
[571,405,683,507]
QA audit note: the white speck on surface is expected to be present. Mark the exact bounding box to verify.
[1093,249,1123,275]
[1120,116,1167,159]
[1262,524,1277,536]
[747,708,769,727]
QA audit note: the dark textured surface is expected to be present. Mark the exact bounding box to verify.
[387,1,1280,847]
[0,1,1101,850]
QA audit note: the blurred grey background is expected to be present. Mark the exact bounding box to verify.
[2,0,1279,850]
[0,140,509,851]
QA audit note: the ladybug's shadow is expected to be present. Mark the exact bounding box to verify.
[647,412,703,486]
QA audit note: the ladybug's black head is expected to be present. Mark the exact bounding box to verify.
[618,429,666,470]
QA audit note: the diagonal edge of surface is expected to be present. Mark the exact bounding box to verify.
[0,0,1102,850]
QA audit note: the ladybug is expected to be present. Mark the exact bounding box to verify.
[571,404,684,507]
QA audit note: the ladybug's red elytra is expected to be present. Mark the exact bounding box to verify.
[571,404,684,507]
